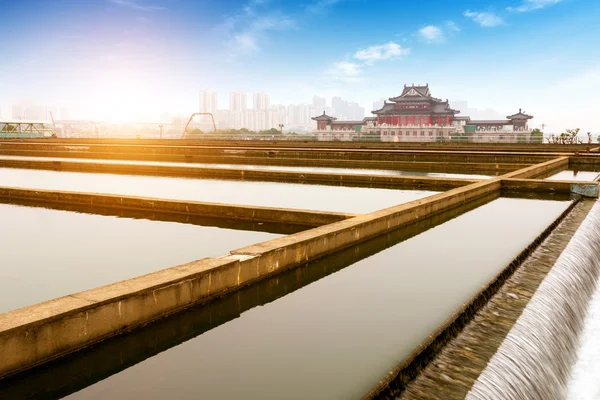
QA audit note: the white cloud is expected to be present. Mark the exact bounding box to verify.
[325,41,409,83]
[221,1,296,56]
[463,10,504,27]
[418,25,444,42]
[507,0,564,12]
[446,21,460,31]
[233,34,259,52]
[306,0,345,14]
[107,0,164,11]
[354,42,410,64]
[326,61,363,82]
[250,16,296,32]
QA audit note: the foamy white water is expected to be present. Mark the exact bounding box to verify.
[468,200,600,400]
[567,278,600,400]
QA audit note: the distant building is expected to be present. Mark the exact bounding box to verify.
[229,89,247,112]
[24,105,46,121]
[253,91,270,111]
[372,98,386,113]
[313,84,533,143]
[199,90,218,114]
[312,95,326,110]
[12,104,23,120]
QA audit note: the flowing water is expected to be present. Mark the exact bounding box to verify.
[0,168,436,214]
[0,204,279,314]
[0,155,491,179]
[6,197,565,400]
[467,200,600,400]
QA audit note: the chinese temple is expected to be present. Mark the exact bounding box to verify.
[312,84,533,143]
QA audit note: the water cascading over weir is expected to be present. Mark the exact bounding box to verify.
[465,200,600,400]
[383,198,600,400]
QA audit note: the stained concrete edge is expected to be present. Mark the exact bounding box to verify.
[0,186,356,227]
[0,158,478,190]
[0,178,501,379]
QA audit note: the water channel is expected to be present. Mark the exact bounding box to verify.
[547,170,600,181]
[0,168,436,214]
[0,197,569,399]
[0,156,492,180]
[0,204,279,314]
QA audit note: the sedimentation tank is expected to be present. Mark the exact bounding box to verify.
[1,139,600,399]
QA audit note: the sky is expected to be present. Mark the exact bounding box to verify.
[0,0,599,132]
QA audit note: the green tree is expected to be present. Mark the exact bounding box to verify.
[530,128,543,144]
[258,128,282,135]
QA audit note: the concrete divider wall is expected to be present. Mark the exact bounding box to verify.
[0,142,558,164]
[0,158,478,190]
[3,138,600,153]
[503,157,569,179]
[0,149,525,174]
[0,186,354,227]
[502,179,599,197]
[0,178,500,379]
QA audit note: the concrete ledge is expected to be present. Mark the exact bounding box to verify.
[0,178,500,379]
[503,156,569,179]
[3,138,600,153]
[0,186,354,228]
[501,178,599,198]
[0,158,478,190]
[0,151,523,174]
[0,191,499,399]
[0,142,557,164]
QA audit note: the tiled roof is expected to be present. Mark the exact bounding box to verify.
[467,120,510,124]
[311,112,337,121]
[506,109,533,119]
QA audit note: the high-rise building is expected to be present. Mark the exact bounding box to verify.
[372,98,386,112]
[24,105,45,121]
[199,90,218,114]
[332,96,365,121]
[312,95,326,111]
[253,91,270,111]
[12,104,23,120]
[229,89,247,112]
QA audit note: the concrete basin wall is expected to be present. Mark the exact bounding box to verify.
[0,158,478,190]
[0,178,500,379]
[0,186,355,227]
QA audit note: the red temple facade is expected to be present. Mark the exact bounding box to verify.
[312,84,533,143]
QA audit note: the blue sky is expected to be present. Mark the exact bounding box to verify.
[1,0,599,131]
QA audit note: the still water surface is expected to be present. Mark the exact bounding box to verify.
[0,168,436,214]
[0,204,279,314]
[0,155,491,179]
[61,197,570,400]
[547,170,600,181]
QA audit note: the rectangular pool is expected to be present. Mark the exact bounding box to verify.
[47,197,571,400]
[0,204,279,314]
[0,168,437,214]
[0,155,492,180]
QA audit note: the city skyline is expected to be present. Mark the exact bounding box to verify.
[1,0,599,132]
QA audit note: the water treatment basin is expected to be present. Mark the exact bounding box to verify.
[1,197,568,400]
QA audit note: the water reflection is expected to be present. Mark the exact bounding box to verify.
[0,168,436,214]
[0,204,279,313]
[0,155,492,180]
[546,170,600,181]
[0,195,572,400]
[0,192,496,400]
